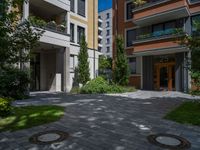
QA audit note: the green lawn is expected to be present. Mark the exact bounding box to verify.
[0,105,65,132]
[165,101,200,126]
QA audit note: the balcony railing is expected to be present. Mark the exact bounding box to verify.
[133,0,171,12]
[29,16,69,36]
[133,28,184,44]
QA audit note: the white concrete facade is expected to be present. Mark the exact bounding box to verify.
[98,8,113,58]
[23,0,99,92]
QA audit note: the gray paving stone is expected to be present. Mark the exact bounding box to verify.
[0,91,199,150]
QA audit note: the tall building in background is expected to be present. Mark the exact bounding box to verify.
[22,0,99,92]
[98,8,113,58]
[113,0,200,91]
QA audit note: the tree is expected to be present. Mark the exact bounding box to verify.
[113,35,130,86]
[0,0,43,69]
[99,55,112,81]
[177,20,200,92]
[0,0,43,99]
[77,35,90,85]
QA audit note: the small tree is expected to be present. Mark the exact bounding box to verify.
[77,35,90,85]
[0,0,43,99]
[177,21,200,93]
[99,55,112,81]
[0,0,43,69]
[113,35,130,86]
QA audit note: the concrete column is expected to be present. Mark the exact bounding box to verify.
[183,52,188,93]
[55,50,62,92]
[63,47,70,92]
[141,56,143,89]
[187,51,192,90]
[40,53,47,91]
[66,12,70,35]
[23,0,29,20]
[185,17,192,36]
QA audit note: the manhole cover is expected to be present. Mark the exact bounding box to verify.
[29,130,69,145]
[147,134,191,149]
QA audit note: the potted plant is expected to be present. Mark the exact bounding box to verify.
[132,0,147,7]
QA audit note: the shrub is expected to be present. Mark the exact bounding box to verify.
[80,77,136,94]
[70,87,81,94]
[0,67,30,100]
[0,98,13,117]
[80,77,110,94]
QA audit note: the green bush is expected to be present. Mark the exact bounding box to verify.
[0,67,30,100]
[80,77,136,94]
[0,98,13,117]
[80,77,110,94]
[70,87,81,94]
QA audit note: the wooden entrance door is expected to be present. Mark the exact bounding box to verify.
[154,62,175,91]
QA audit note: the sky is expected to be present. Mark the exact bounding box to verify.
[98,0,112,12]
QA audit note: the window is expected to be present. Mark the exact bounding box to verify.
[106,30,110,36]
[78,0,85,17]
[70,55,75,72]
[126,2,134,20]
[77,26,85,44]
[0,0,4,17]
[192,15,200,32]
[126,29,136,47]
[70,0,75,12]
[70,23,75,42]
[106,13,110,19]
[106,47,110,53]
[106,38,110,44]
[129,57,136,74]
[106,21,110,28]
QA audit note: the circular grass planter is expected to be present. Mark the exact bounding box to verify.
[29,130,69,145]
[147,134,191,149]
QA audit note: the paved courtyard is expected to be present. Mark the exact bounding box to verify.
[0,91,200,150]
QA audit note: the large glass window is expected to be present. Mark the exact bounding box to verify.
[106,47,110,53]
[70,23,75,42]
[126,29,136,47]
[77,26,85,44]
[126,2,134,20]
[106,21,110,28]
[78,0,85,17]
[106,30,110,36]
[0,0,4,17]
[106,13,110,19]
[192,14,200,32]
[129,57,136,74]
[70,0,75,12]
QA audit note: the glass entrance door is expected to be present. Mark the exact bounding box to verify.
[154,63,175,91]
[160,67,168,90]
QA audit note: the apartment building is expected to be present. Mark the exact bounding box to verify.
[98,8,113,58]
[22,0,99,92]
[113,0,200,92]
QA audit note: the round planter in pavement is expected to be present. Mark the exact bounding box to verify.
[147,133,191,149]
[29,130,69,145]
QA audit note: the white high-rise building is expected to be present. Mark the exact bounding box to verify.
[98,8,113,58]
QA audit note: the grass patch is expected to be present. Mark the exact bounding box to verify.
[165,101,200,126]
[0,105,65,132]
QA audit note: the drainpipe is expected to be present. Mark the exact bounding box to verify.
[93,0,96,78]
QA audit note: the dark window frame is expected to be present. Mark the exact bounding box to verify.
[126,28,136,47]
[129,57,137,74]
[78,0,86,17]
[126,2,134,20]
[77,26,85,44]
[70,23,75,43]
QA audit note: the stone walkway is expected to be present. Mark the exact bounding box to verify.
[0,91,200,150]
